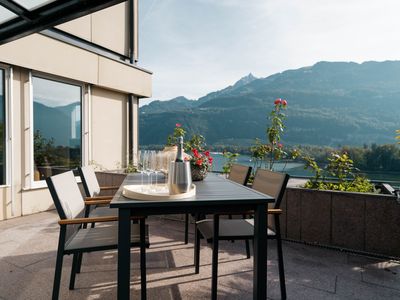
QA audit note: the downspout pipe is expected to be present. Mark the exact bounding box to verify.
[128,0,135,164]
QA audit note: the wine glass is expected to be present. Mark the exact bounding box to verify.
[142,150,151,191]
[137,151,147,191]
[148,150,157,191]
[136,151,143,188]
[153,151,164,191]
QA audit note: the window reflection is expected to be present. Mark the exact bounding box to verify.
[33,76,81,181]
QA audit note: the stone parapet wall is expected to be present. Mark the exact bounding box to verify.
[281,188,400,257]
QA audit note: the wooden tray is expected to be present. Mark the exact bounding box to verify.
[122,184,196,200]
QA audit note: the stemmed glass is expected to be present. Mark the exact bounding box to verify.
[153,151,164,191]
[147,150,154,191]
[142,150,151,191]
[137,151,145,190]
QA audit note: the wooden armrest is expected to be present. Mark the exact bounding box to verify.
[86,196,113,200]
[59,215,145,225]
[85,196,113,201]
[59,216,117,225]
[100,186,120,191]
[84,199,111,205]
[267,209,282,215]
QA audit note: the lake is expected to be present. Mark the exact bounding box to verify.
[210,153,400,184]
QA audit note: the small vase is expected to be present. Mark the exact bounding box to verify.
[191,166,208,181]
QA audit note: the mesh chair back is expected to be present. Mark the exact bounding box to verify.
[252,169,289,209]
[228,164,252,186]
[79,166,100,197]
[46,171,85,220]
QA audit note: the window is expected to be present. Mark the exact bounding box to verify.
[32,76,82,181]
[0,69,5,185]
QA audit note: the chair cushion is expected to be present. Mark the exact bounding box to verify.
[50,171,85,219]
[65,224,149,253]
[244,219,276,236]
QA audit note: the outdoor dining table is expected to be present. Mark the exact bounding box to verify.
[110,172,274,299]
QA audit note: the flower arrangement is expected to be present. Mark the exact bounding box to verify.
[184,134,213,180]
[188,148,213,169]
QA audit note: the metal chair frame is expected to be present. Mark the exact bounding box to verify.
[194,169,289,300]
[46,171,149,300]
[183,164,252,244]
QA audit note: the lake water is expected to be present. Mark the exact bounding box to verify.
[210,153,400,184]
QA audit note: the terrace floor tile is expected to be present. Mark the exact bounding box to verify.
[0,211,399,299]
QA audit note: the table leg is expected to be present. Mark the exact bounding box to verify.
[253,204,267,299]
[118,208,131,300]
[211,214,220,300]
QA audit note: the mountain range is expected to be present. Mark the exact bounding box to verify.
[139,61,400,147]
[34,101,81,147]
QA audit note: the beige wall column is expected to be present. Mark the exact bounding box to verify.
[10,67,23,218]
[91,87,128,170]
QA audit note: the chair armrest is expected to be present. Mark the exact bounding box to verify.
[84,199,111,206]
[85,196,113,201]
[267,209,282,215]
[100,186,120,191]
[59,216,117,225]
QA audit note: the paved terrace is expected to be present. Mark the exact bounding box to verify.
[1,211,400,299]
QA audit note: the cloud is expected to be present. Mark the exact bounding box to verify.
[139,0,400,102]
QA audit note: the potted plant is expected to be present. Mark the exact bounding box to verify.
[184,134,213,181]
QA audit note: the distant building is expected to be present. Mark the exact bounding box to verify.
[0,1,152,220]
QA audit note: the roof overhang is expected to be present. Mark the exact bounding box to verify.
[0,0,126,46]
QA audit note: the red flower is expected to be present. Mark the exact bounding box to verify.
[274,98,282,105]
[278,143,283,148]
[204,151,210,157]
[176,123,182,127]
[208,157,213,165]
[282,100,287,106]
[192,148,200,158]
[196,159,203,166]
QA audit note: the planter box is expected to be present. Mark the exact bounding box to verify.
[281,187,400,257]
[95,170,127,196]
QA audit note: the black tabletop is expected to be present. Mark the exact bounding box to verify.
[110,173,274,209]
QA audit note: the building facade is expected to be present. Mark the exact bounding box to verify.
[0,1,151,220]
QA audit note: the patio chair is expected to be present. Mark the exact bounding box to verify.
[47,171,149,300]
[183,164,252,244]
[79,165,120,198]
[78,166,120,221]
[227,163,252,185]
[194,168,289,300]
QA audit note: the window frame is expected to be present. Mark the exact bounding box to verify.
[29,71,87,188]
[0,64,12,187]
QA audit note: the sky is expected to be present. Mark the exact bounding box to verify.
[32,77,81,107]
[138,0,400,105]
